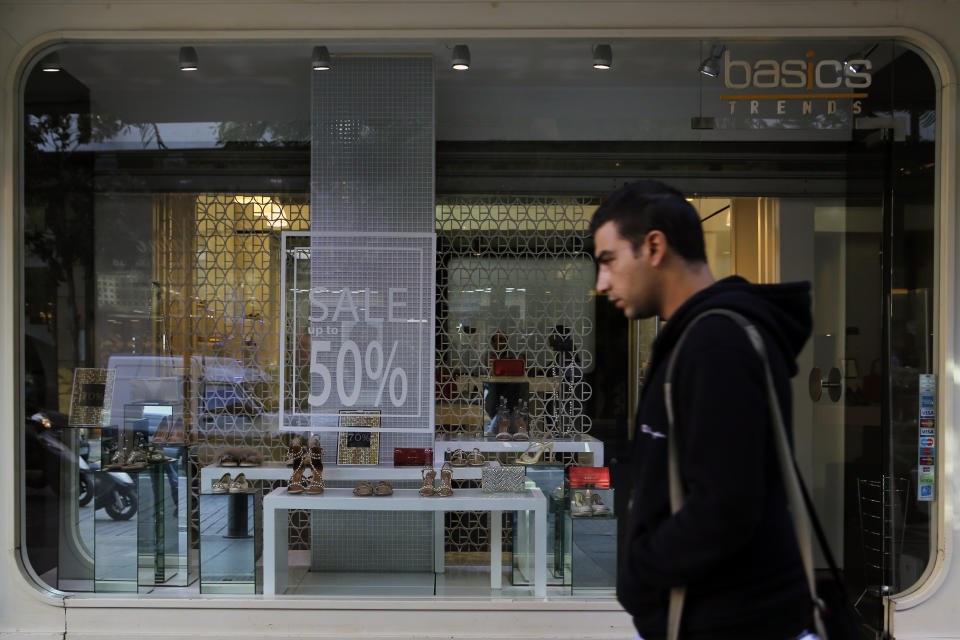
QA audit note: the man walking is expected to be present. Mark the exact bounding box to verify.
[591,181,813,639]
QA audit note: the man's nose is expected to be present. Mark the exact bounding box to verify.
[595,269,609,293]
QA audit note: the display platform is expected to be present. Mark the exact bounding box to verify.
[262,487,548,597]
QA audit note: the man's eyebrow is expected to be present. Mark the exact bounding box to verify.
[594,249,614,262]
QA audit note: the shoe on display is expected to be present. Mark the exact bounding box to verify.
[218,448,240,466]
[212,472,231,494]
[467,448,485,466]
[373,480,393,496]
[238,447,262,467]
[353,481,374,496]
[516,438,554,465]
[121,448,149,471]
[229,473,250,493]
[419,467,437,497]
[287,458,307,494]
[571,491,592,517]
[436,462,454,497]
[588,491,611,516]
[450,448,469,466]
[512,399,530,441]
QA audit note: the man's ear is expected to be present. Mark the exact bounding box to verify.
[645,230,667,267]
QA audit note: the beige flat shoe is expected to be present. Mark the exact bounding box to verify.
[353,481,374,496]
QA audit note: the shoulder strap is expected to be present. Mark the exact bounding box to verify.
[662,309,826,640]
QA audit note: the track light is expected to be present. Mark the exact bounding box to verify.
[592,44,612,70]
[312,46,331,71]
[451,44,470,71]
[40,52,61,73]
[698,44,726,78]
[179,46,198,71]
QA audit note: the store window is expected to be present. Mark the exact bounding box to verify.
[20,39,938,622]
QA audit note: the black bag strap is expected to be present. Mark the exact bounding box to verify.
[663,308,828,640]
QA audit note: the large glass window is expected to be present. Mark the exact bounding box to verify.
[20,39,938,627]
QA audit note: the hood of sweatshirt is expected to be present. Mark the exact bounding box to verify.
[646,275,812,386]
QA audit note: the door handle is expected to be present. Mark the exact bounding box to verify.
[809,366,843,402]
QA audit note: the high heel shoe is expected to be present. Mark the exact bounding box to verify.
[516,438,554,465]
[287,460,307,494]
[589,491,611,516]
[419,466,437,496]
[571,491,592,516]
[305,436,324,494]
[512,399,530,441]
[308,436,324,471]
[286,435,304,468]
[436,462,454,497]
[304,464,324,494]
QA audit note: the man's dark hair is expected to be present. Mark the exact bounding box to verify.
[589,180,707,263]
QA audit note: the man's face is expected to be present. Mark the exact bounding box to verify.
[593,220,660,320]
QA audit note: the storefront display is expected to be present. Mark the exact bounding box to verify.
[11,30,942,640]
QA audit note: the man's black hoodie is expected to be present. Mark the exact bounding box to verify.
[618,276,813,639]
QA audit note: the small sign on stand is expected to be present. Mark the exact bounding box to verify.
[337,410,381,465]
[68,368,116,427]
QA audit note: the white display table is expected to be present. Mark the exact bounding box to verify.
[262,487,548,598]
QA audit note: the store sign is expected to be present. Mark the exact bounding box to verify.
[917,374,936,501]
[280,232,435,432]
[718,48,871,119]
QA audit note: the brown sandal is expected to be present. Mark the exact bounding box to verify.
[467,448,485,466]
[373,480,393,496]
[287,460,307,494]
[353,481,374,496]
[218,448,241,467]
[238,447,262,467]
[419,467,437,496]
[450,448,468,466]
[286,435,304,468]
[436,462,454,497]
[305,463,324,495]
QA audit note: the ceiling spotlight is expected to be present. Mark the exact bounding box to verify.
[592,44,612,70]
[40,52,61,73]
[179,46,198,71]
[698,44,726,78]
[312,46,331,71]
[451,44,470,71]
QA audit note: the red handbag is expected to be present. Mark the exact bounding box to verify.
[393,447,433,467]
[568,466,610,489]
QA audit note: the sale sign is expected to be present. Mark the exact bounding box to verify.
[280,232,436,432]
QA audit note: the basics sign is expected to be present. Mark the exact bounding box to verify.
[280,232,436,432]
